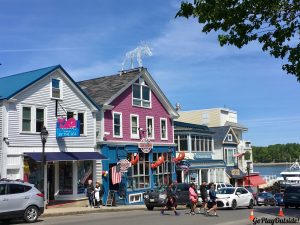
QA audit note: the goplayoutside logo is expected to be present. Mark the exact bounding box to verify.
[253,217,300,225]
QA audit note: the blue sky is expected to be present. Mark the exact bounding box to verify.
[0,0,300,146]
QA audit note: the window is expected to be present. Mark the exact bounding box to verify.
[132,78,151,108]
[228,134,233,141]
[225,148,236,165]
[177,135,188,151]
[67,111,74,119]
[0,184,6,195]
[127,153,150,189]
[160,118,168,140]
[22,107,31,132]
[113,112,122,138]
[78,112,85,135]
[130,115,139,139]
[129,193,143,203]
[152,153,172,187]
[146,117,154,139]
[191,135,213,152]
[7,184,28,194]
[36,108,44,132]
[52,78,61,99]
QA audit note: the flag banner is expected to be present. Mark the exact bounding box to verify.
[111,165,121,185]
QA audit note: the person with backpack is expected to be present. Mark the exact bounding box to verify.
[160,182,180,216]
[206,183,218,216]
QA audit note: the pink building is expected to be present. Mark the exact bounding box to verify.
[79,68,179,205]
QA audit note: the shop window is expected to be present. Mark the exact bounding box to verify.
[77,161,93,194]
[130,114,139,139]
[0,184,6,195]
[23,157,43,191]
[160,118,167,140]
[201,169,208,183]
[113,112,122,138]
[132,79,151,108]
[22,107,31,132]
[153,153,172,187]
[52,78,61,99]
[146,117,154,139]
[127,153,150,189]
[59,161,73,195]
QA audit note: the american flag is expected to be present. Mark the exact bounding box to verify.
[111,165,121,185]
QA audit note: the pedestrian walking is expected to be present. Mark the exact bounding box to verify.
[199,181,208,213]
[94,182,102,208]
[206,183,218,216]
[160,182,180,216]
[86,179,94,208]
[189,183,198,215]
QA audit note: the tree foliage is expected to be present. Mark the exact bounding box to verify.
[176,0,300,81]
[252,143,300,163]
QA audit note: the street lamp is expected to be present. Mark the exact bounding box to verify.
[246,161,251,187]
[40,126,49,202]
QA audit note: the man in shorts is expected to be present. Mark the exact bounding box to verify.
[160,182,180,216]
[200,181,208,213]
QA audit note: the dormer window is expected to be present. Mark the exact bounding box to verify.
[52,78,61,99]
[132,78,151,108]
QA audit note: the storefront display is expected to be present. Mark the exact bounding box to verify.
[77,161,93,194]
[59,161,73,195]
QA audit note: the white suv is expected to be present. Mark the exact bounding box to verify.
[0,179,44,223]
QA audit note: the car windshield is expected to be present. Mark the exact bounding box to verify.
[217,188,235,194]
[246,187,254,193]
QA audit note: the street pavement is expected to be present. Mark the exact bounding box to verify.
[1,206,299,225]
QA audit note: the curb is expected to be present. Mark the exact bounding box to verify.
[42,207,146,218]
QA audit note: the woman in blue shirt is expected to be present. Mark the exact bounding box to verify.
[206,183,218,216]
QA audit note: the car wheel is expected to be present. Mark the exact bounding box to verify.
[248,199,254,209]
[285,204,289,209]
[24,206,39,223]
[146,205,154,210]
[231,200,237,210]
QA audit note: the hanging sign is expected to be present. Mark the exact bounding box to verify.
[176,160,191,170]
[231,169,241,176]
[117,159,131,172]
[56,117,80,137]
[138,138,152,153]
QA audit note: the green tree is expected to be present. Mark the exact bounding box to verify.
[176,0,300,80]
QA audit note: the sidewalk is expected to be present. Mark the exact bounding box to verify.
[42,205,146,218]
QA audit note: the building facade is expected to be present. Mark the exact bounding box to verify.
[174,121,226,185]
[79,68,179,205]
[0,65,105,201]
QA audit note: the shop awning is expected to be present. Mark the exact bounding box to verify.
[24,152,107,162]
[244,175,266,186]
[233,153,244,157]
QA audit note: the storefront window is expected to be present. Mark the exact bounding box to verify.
[59,161,73,195]
[127,153,150,189]
[23,157,43,192]
[210,169,215,182]
[77,161,93,194]
[201,169,208,183]
[153,153,172,187]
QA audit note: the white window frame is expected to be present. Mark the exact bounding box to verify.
[160,118,168,140]
[132,78,152,109]
[77,111,87,136]
[146,116,154,140]
[50,77,63,100]
[128,193,143,203]
[130,114,139,139]
[228,134,233,141]
[113,112,123,138]
[20,105,47,134]
[225,148,236,166]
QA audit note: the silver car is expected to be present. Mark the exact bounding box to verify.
[0,179,44,223]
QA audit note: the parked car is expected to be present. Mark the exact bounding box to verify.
[216,187,254,209]
[0,179,44,223]
[274,193,284,206]
[256,192,276,206]
[215,183,233,191]
[283,185,300,209]
[144,183,193,210]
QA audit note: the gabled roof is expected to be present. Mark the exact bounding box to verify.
[0,65,59,100]
[0,65,99,110]
[210,126,231,143]
[225,121,248,131]
[78,67,179,118]
[174,121,213,134]
[78,69,140,106]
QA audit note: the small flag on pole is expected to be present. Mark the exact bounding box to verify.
[111,165,121,185]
